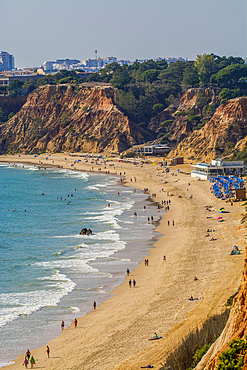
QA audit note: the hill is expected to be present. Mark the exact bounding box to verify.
[168,96,247,161]
[0,83,152,154]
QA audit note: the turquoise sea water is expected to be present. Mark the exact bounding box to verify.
[0,163,163,367]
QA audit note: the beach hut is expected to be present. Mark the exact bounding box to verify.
[235,188,246,200]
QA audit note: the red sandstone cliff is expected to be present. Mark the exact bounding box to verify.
[195,252,247,369]
[148,88,220,145]
[168,97,247,161]
[0,83,152,154]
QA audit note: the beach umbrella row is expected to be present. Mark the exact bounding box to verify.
[209,175,243,199]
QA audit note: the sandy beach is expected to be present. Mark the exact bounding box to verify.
[1,153,246,370]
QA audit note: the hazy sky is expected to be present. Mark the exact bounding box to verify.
[1,0,246,68]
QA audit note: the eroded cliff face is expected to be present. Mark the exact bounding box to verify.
[195,252,247,370]
[148,88,220,145]
[0,84,151,154]
[168,97,247,161]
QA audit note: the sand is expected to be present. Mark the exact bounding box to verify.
[1,153,246,370]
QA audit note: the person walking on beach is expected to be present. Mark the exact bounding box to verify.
[30,356,35,368]
[93,301,96,310]
[46,345,50,358]
[23,358,28,369]
[163,255,166,262]
[74,318,77,328]
[173,220,174,226]
[168,220,170,226]
[133,279,136,287]
[129,279,132,287]
[25,350,31,361]
[126,268,130,276]
[61,320,64,330]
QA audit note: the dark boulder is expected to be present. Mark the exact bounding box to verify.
[79,228,88,235]
[79,228,92,235]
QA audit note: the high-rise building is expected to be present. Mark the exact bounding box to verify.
[0,51,15,71]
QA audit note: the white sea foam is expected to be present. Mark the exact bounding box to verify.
[0,271,75,327]
[84,200,134,229]
[76,241,126,260]
[53,230,120,242]
[69,306,80,313]
[46,168,89,180]
[87,185,99,190]
[0,361,15,369]
[35,258,98,273]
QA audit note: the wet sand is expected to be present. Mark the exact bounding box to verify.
[1,153,246,370]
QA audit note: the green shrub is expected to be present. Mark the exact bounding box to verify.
[160,119,174,127]
[0,108,7,122]
[174,111,187,116]
[217,337,247,369]
[193,343,212,364]
[161,310,229,370]
[160,133,171,143]
[193,121,207,130]
[232,146,247,163]
[202,104,215,118]
[188,115,201,122]
[61,112,70,126]
[124,151,136,158]
[8,112,15,120]
[153,103,164,114]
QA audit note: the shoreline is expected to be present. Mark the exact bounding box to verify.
[0,157,164,368]
[1,153,246,370]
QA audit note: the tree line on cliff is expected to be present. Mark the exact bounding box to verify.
[0,53,246,128]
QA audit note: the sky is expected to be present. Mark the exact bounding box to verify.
[1,0,247,68]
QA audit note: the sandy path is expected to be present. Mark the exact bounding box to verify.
[1,154,245,370]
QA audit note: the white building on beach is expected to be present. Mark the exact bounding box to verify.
[191,159,245,180]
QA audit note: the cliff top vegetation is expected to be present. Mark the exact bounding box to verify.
[0,54,246,128]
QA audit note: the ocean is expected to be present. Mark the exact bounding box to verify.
[0,162,163,368]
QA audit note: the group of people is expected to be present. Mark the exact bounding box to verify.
[23,349,36,368]
[129,279,136,287]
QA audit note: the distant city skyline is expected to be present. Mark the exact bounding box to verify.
[1,0,246,69]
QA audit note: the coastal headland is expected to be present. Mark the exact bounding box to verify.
[1,153,246,370]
